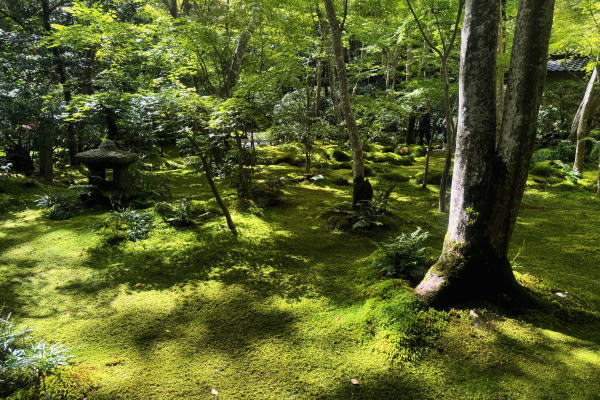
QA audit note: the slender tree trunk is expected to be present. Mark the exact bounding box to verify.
[422,136,433,189]
[573,67,599,173]
[406,42,413,81]
[170,0,178,18]
[221,5,260,98]
[200,153,238,238]
[105,108,119,141]
[405,0,463,212]
[407,114,416,144]
[438,58,455,212]
[570,102,583,144]
[495,0,507,140]
[315,60,323,117]
[416,0,555,306]
[323,0,366,204]
[38,125,53,183]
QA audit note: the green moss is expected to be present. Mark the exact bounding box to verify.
[331,148,351,162]
[530,161,564,178]
[414,170,450,185]
[380,172,410,183]
[1,147,599,399]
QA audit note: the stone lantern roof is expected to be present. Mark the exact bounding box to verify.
[75,140,138,168]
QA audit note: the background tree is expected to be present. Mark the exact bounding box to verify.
[322,0,369,205]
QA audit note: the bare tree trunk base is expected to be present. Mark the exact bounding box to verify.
[416,247,532,308]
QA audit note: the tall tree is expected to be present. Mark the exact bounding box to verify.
[416,0,555,306]
[572,66,599,173]
[322,0,368,205]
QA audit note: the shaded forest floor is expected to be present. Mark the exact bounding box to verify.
[1,149,599,399]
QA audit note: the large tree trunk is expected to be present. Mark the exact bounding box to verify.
[221,5,260,98]
[322,0,367,204]
[573,67,600,173]
[416,0,555,306]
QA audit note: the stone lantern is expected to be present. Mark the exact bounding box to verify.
[75,140,138,191]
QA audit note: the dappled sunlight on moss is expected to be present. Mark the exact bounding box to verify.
[2,146,600,399]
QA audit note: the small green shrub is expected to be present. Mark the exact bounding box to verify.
[321,200,387,231]
[154,197,196,227]
[0,314,73,399]
[531,148,556,163]
[0,163,16,193]
[531,142,575,163]
[34,188,86,220]
[98,209,153,244]
[371,228,431,284]
[530,162,562,178]
[549,160,581,182]
[529,161,580,185]
[0,193,13,214]
[332,149,351,162]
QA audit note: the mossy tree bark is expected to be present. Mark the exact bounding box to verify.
[322,0,367,204]
[573,66,599,174]
[416,0,555,306]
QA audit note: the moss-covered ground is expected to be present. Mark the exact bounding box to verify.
[1,147,599,399]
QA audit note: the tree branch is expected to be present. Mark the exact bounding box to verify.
[405,0,443,58]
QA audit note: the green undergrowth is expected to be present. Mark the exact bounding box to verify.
[1,147,599,399]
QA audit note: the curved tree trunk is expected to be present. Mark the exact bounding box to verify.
[416,0,555,306]
[221,5,260,98]
[573,67,599,173]
[322,0,366,204]
[200,153,238,238]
